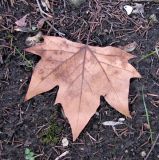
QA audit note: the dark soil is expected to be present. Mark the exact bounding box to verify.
[0,0,159,160]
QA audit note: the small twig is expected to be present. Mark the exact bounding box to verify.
[86,132,96,142]
[63,0,66,8]
[45,21,65,36]
[35,0,65,36]
[144,133,159,160]
[120,0,159,2]
[35,0,52,18]
[55,151,69,160]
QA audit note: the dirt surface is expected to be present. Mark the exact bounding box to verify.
[0,0,159,160]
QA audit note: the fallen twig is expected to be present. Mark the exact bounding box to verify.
[144,133,159,160]
[35,0,52,18]
[55,151,69,160]
[35,0,65,36]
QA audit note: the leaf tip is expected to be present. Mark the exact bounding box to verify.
[24,95,28,102]
[24,93,32,102]
[127,114,132,118]
[134,71,142,78]
[24,48,31,53]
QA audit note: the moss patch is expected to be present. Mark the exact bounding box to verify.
[41,119,62,144]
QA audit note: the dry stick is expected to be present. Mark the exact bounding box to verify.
[36,0,52,18]
[144,133,159,160]
[120,0,159,2]
[36,0,65,36]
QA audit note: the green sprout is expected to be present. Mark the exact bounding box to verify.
[25,148,35,160]
[15,47,34,69]
[138,46,159,62]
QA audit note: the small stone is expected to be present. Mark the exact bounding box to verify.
[125,149,128,153]
[124,5,133,15]
[62,137,69,147]
[118,117,125,122]
[140,151,146,157]
[86,10,89,14]
[32,26,37,31]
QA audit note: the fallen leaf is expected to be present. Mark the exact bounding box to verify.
[37,17,50,29]
[14,14,31,32]
[15,14,28,27]
[25,36,141,140]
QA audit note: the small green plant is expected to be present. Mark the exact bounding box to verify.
[15,47,34,69]
[25,148,35,160]
[41,119,62,144]
[138,51,156,62]
[138,46,158,62]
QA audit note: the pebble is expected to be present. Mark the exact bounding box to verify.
[125,149,128,153]
[140,151,146,157]
[118,117,125,122]
[62,137,69,147]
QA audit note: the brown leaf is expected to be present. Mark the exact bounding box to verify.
[37,18,50,29]
[25,36,141,140]
[15,14,28,27]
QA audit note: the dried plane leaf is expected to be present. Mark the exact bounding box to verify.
[25,36,141,140]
